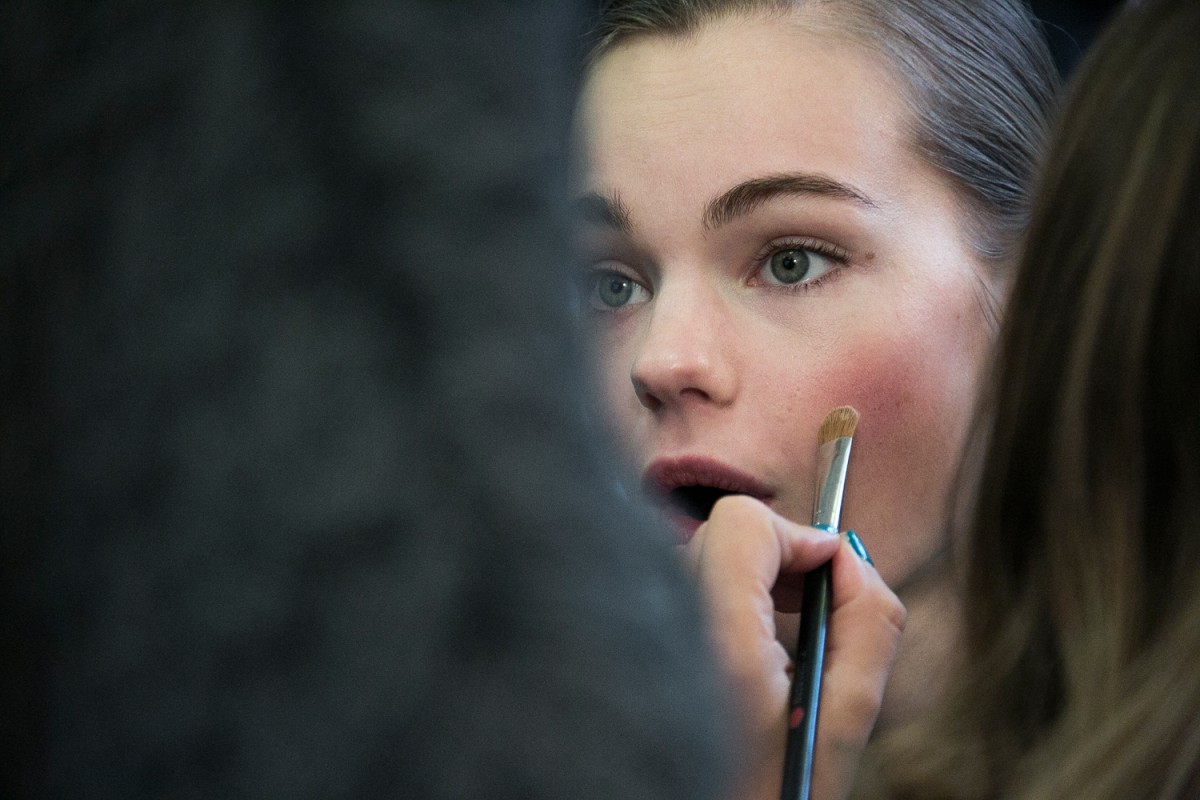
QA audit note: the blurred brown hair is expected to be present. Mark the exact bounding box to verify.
[865,0,1200,796]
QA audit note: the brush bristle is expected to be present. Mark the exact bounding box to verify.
[818,405,860,445]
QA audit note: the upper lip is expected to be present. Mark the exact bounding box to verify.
[642,456,774,503]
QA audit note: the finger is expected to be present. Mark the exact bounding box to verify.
[689,497,840,797]
[684,496,840,586]
[696,499,840,671]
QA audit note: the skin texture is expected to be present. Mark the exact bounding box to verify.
[575,11,993,729]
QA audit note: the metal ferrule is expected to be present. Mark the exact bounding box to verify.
[812,436,853,530]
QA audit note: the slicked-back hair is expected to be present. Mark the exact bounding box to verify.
[588,0,1059,282]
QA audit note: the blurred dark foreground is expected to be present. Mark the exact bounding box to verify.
[0,4,733,798]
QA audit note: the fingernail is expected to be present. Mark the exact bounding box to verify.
[811,522,840,538]
[845,530,874,565]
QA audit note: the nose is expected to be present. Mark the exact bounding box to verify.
[630,280,737,412]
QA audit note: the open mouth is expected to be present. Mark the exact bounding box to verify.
[668,484,740,520]
[643,458,774,527]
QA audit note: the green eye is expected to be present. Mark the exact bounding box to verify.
[768,248,811,284]
[598,274,634,306]
[589,270,649,310]
[760,243,840,288]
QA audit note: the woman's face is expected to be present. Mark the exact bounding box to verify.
[574,13,997,588]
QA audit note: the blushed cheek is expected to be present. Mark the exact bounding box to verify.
[821,327,984,584]
[819,331,944,447]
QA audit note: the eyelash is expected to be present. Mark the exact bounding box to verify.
[578,234,851,312]
[750,236,850,292]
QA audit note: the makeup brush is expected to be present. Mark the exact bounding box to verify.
[780,405,860,800]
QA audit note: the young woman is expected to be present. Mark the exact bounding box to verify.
[865,0,1200,796]
[573,1,1058,788]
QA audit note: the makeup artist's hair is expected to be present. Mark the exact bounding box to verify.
[587,0,1059,279]
[0,2,733,798]
[862,0,1200,796]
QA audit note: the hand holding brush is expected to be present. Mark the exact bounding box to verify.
[681,404,903,800]
[781,406,858,800]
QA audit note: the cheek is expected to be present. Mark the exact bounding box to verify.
[831,341,961,441]
[817,313,989,583]
[596,344,627,411]
[589,328,642,444]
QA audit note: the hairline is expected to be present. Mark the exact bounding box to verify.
[582,4,996,272]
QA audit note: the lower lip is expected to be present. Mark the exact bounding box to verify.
[668,512,704,545]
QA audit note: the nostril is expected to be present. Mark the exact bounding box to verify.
[632,360,722,411]
[628,299,737,408]
[633,378,664,411]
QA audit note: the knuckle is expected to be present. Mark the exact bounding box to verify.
[856,579,907,634]
[880,591,907,632]
[841,684,884,735]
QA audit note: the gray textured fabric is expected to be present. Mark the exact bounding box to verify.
[1,3,732,798]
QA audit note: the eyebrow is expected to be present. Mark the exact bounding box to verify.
[573,191,633,235]
[573,171,875,236]
[704,172,876,229]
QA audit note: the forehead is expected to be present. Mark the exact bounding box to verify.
[575,12,916,207]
